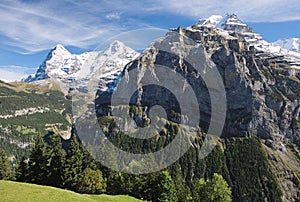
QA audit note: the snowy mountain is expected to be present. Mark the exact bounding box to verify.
[25,44,83,82]
[192,14,300,69]
[25,41,139,91]
[75,40,140,92]
[272,38,300,53]
[197,14,253,33]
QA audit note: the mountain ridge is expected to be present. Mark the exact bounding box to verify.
[192,14,300,69]
[197,14,254,33]
[24,41,140,93]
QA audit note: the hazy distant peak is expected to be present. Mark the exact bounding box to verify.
[272,38,300,53]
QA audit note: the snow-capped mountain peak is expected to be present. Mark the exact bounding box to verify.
[25,44,75,83]
[197,15,224,28]
[272,38,300,53]
[45,44,71,61]
[191,14,300,69]
[197,14,253,33]
[103,40,127,56]
[52,44,71,55]
[25,41,140,92]
[77,40,139,92]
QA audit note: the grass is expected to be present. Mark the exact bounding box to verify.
[1,79,63,94]
[0,180,143,202]
[15,125,37,135]
[86,194,143,202]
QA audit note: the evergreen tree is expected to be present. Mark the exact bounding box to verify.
[205,144,225,179]
[224,137,281,201]
[193,173,232,202]
[106,171,127,195]
[0,149,11,180]
[16,157,28,182]
[46,133,66,187]
[27,133,48,184]
[171,163,192,202]
[63,134,83,190]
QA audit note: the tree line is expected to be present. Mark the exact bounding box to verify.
[0,132,232,202]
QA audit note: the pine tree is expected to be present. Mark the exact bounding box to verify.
[16,157,28,182]
[63,134,83,190]
[171,163,192,202]
[46,133,66,187]
[27,133,48,184]
[106,171,126,195]
[0,149,11,180]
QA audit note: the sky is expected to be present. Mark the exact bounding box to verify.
[0,0,300,81]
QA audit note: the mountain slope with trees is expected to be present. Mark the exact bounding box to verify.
[0,80,72,163]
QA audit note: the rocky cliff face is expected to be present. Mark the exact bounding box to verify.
[93,15,300,200]
[194,15,300,143]
[98,14,300,144]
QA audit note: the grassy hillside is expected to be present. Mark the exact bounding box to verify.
[0,180,142,202]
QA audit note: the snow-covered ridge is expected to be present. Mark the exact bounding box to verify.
[192,14,300,69]
[25,43,92,83]
[197,15,225,28]
[272,38,300,53]
[25,41,140,91]
[84,40,140,92]
[197,14,253,33]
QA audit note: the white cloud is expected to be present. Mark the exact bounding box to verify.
[0,0,299,54]
[106,12,121,20]
[0,65,34,82]
[153,0,300,22]
[0,1,121,53]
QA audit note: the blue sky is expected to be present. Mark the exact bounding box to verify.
[0,0,300,81]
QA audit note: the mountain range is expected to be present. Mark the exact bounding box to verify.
[1,14,299,201]
[25,14,300,88]
[25,41,139,92]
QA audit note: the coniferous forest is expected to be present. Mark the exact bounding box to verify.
[1,126,285,202]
